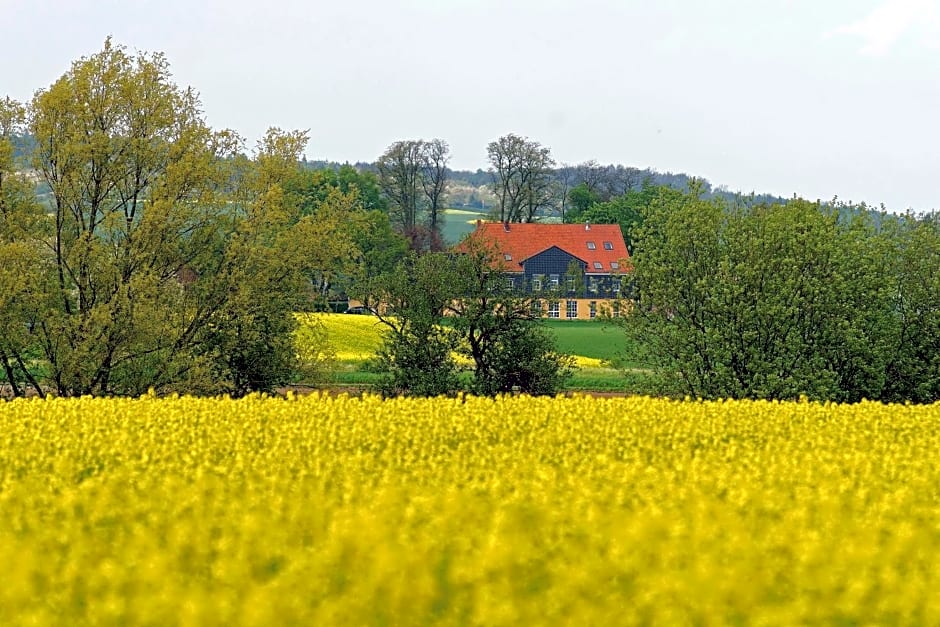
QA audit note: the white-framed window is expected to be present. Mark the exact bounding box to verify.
[531,299,543,316]
[548,301,560,318]
[506,277,515,291]
[549,274,560,289]
[588,277,598,293]
[590,301,597,319]
[566,300,578,318]
[566,275,575,292]
[532,275,543,292]
[613,278,621,294]
[612,301,621,318]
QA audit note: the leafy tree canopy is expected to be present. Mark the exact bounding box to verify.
[0,40,354,397]
[621,187,940,403]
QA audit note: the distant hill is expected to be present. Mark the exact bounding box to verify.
[12,135,905,228]
[306,158,789,208]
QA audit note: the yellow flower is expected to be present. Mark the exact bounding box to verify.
[2,394,937,624]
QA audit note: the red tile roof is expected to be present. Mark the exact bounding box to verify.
[462,221,630,274]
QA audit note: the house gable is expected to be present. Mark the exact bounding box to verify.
[521,246,587,277]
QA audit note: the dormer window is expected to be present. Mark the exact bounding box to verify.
[504,253,512,261]
[603,241,613,250]
[593,261,603,270]
[586,241,596,250]
[610,261,620,269]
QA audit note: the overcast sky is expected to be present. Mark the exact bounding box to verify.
[3,0,939,211]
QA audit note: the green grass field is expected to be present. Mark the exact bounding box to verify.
[440,207,488,244]
[544,319,650,371]
[542,320,623,362]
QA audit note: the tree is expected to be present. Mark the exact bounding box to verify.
[287,185,366,309]
[566,183,600,220]
[356,239,574,397]
[199,127,343,396]
[880,214,940,403]
[346,208,409,289]
[283,164,406,308]
[574,161,645,201]
[446,238,575,396]
[487,133,556,223]
[358,253,462,397]
[284,164,387,215]
[23,39,242,396]
[377,140,423,237]
[0,97,50,397]
[555,162,578,221]
[419,138,450,249]
[3,39,345,397]
[376,138,450,250]
[623,188,895,401]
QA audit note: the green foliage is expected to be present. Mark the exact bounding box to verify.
[362,254,462,397]
[284,164,386,214]
[880,215,940,402]
[358,242,574,397]
[466,321,572,396]
[21,39,238,396]
[375,327,462,397]
[0,40,358,397]
[448,238,574,396]
[566,183,599,218]
[0,97,50,395]
[281,163,408,312]
[347,209,409,289]
[622,188,930,402]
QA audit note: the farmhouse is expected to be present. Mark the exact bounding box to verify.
[461,221,631,320]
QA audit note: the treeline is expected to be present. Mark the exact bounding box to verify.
[302,158,789,211]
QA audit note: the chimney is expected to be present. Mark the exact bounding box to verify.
[503,221,510,232]
[476,219,482,229]
[585,221,590,231]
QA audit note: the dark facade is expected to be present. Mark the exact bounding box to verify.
[504,246,627,298]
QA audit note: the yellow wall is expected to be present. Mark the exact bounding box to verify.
[534,298,628,321]
[348,298,630,321]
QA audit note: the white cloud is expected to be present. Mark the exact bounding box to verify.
[826,0,939,55]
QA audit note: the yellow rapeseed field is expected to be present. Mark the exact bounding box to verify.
[1,394,938,625]
[297,313,385,362]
